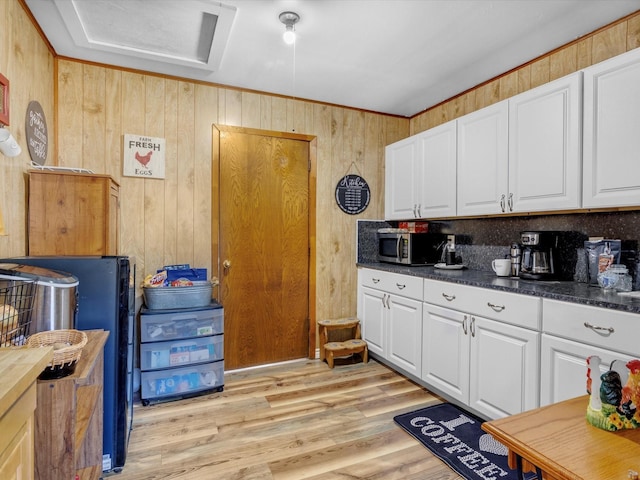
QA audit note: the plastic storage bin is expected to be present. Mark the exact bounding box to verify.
[141,360,224,400]
[140,307,223,342]
[140,334,223,370]
[143,282,212,310]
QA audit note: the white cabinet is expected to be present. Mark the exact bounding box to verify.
[458,73,582,216]
[422,279,540,419]
[583,47,640,208]
[457,101,509,216]
[540,299,639,406]
[385,136,420,220]
[414,121,457,218]
[509,72,582,212]
[358,268,423,376]
[385,120,456,220]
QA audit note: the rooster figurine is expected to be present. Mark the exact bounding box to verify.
[587,358,640,431]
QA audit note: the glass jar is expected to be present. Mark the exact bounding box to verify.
[598,264,632,292]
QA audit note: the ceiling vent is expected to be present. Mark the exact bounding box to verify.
[52,0,237,71]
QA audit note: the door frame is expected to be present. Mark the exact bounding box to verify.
[212,124,317,359]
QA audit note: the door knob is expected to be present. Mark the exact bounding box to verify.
[223,259,231,272]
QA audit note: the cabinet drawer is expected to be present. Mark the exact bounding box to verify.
[141,360,224,400]
[543,299,639,356]
[359,268,423,300]
[424,279,540,329]
[140,308,223,342]
[140,335,223,371]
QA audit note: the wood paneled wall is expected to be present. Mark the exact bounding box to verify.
[0,0,54,257]
[410,11,640,134]
[55,60,409,321]
[5,1,639,330]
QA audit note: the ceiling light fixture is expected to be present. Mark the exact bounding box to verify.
[279,11,300,45]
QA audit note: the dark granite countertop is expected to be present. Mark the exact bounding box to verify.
[357,262,640,315]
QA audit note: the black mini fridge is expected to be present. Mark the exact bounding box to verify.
[3,255,135,473]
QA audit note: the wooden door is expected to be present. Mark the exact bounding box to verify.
[216,126,312,370]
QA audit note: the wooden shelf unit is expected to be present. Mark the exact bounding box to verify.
[28,170,120,255]
[34,330,109,480]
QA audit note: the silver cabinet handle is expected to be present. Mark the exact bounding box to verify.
[416,204,421,218]
[396,283,406,290]
[463,315,468,335]
[381,293,387,309]
[442,293,456,301]
[470,316,476,337]
[487,302,506,312]
[413,204,418,217]
[508,192,514,211]
[500,194,506,212]
[584,322,614,334]
[372,278,380,284]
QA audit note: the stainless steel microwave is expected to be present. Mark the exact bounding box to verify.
[377,232,445,265]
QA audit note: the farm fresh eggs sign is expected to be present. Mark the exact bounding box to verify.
[123,134,166,179]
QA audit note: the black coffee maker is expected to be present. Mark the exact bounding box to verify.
[519,231,587,280]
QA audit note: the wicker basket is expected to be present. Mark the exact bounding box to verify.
[26,329,88,369]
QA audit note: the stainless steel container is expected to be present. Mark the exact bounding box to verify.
[0,263,78,333]
[510,243,522,277]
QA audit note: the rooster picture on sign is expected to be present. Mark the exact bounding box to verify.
[135,150,153,168]
[123,134,166,179]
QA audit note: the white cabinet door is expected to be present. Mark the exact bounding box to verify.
[457,100,509,216]
[469,316,540,419]
[360,285,386,357]
[422,303,470,404]
[583,48,640,208]
[385,136,419,220]
[509,72,582,212]
[387,294,423,377]
[416,120,457,218]
[540,334,635,406]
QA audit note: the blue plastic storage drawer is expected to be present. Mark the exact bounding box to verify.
[140,335,223,370]
[141,360,224,400]
[140,308,223,342]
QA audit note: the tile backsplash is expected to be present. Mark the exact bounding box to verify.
[357,210,640,284]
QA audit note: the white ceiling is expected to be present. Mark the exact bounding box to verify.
[25,0,640,117]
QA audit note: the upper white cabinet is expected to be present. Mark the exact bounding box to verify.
[456,101,509,216]
[385,136,420,220]
[509,72,582,212]
[583,47,640,208]
[457,73,582,216]
[385,120,457,220]
[415,121,457,218]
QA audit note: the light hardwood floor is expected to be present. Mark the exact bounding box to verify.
[112,358,464,479]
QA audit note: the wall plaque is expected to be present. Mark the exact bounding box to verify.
[335,174,370,215]
[123,133,166,179]
[25,101,47,165]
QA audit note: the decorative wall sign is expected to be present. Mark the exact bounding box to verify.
[335,174,370,215]
[0,73,9,126]
[25,101,47,165]
[123,133,166,179]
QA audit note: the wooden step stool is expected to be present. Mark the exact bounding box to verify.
[318,317,368,368]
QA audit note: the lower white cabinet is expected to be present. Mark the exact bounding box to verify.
[540,299,638,406]
[540,334,635,406]
[358,268,423,377]
[422,303,539,419]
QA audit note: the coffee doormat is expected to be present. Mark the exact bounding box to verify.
[394,403,538,480]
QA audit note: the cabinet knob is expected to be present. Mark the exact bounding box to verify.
[223,260,231,272]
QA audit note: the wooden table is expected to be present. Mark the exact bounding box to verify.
[482,395,640,480]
